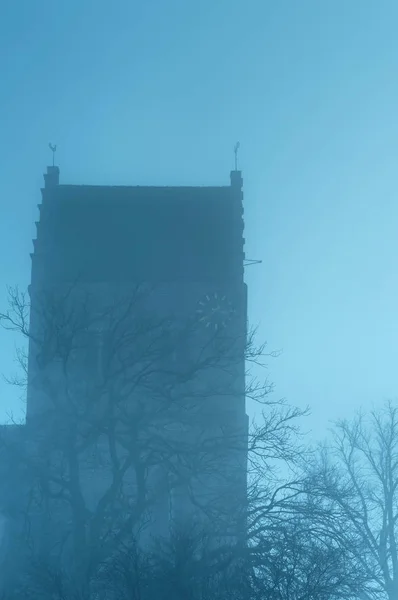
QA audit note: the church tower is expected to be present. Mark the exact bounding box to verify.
[26,163,248,556]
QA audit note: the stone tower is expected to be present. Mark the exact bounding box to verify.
[22,165,248,570]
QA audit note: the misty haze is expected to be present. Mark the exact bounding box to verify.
[0,1,397,599]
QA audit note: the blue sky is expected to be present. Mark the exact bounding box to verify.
[1,0,398,436]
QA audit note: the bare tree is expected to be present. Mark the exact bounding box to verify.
[245,509,367,600]
[94,522,253,600]
[303,400,398,600]
[0,283,281,595]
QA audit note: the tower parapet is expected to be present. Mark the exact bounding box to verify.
[43,165,60,188]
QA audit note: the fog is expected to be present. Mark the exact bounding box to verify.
[2,1,398,435]
[1,1,398,598]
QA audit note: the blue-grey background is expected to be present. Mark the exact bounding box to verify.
[1,1,397,434]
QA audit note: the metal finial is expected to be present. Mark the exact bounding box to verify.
[49,143,57,167]
[234,142,240,171]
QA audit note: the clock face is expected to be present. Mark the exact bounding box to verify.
[196,292,235,331]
